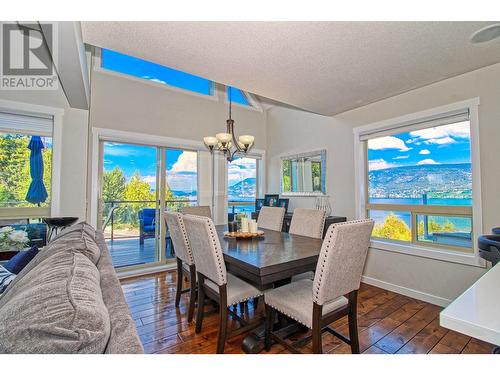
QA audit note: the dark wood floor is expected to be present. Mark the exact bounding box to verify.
[121,271,495,354]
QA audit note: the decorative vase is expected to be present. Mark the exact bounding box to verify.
[315,195,332,216]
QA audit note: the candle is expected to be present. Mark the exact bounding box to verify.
[240,218,249,233]
[249,220,258,234]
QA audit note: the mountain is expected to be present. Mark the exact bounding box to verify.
[369,163,472,199]
[228,177,256,201]
[170,190,197,198]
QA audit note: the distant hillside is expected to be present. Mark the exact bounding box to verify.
[228,177,256,201]
[369,163,472,199]
[171,190,197,198]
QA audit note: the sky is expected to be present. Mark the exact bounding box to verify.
[367,121,471,171]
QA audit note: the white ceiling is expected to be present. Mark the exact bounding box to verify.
[81,22,500,116]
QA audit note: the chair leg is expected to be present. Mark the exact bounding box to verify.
[264,304,275,352]
[187,265,196,322]
[312,303,323,354]
[175,258,183,308]
[348,291,360,354]
[216,285,229,354]
[195,273,206,334]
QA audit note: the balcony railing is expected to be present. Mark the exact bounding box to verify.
[102,199,197,242]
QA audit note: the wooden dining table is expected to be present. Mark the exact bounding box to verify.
[215,225,324,353]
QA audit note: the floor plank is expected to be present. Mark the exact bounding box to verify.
[121,271,495,354]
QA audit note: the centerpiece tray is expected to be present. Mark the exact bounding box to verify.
[223,230,265,239]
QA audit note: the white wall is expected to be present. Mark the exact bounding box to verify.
[266,106,355,218]
[266,62,500,305]
[0,89,89,221]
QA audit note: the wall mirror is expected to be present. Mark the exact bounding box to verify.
[280,150,326,196]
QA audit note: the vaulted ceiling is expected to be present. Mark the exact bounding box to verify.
[81,22,500,116]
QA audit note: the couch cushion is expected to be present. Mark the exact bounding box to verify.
[0,250,111,353]
[0,265,16,294]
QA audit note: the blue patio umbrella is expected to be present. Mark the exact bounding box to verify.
[25,136,48,205]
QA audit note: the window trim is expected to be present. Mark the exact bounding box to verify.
[353,98,484,268]
[0,99,63,219]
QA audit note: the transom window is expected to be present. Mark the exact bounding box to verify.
[362,110,473,252]
[101,49,214,96]
[227,86,250,106]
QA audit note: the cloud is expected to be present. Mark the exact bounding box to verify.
[409,121,469,145]
[368,136,410,152]
[141,175,156,184]
[170,151,197,173]
[369,159,396,171]
[419,149,431,155]
[424,136,456,145]
[417,158,440,165]
[393,155,409,160]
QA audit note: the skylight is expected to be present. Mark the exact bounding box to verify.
[227,86,250,106]
[101,49,214,96]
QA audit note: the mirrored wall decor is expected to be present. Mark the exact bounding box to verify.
[280,150,326,196]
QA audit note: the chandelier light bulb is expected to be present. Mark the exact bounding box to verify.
[238,135,254,146]
[203,136,218,146]
[216,133,232,144]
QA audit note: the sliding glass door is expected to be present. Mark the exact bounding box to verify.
[100,141,160,268]
[98,141,200,270]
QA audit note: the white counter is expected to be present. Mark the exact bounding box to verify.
[440,262,500,346]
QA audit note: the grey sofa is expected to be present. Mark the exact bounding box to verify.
[0,222,143,354]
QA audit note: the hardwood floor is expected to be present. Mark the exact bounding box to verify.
[121,271,494,354]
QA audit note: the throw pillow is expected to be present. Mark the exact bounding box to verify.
[4,246,39,274]
[0,265,16,293]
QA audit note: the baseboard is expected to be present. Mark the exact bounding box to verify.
[361,275,452,307]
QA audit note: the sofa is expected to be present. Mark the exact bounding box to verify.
[0,222,144,354]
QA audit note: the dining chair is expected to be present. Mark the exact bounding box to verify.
[289,208,327,239]
[183,214,263,354]
[164,212,197,322]
[289,208,327,281]
[264,219,374,354]
[257,206,285,232]
[181,205,212,218]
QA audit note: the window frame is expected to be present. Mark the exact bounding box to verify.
[0,99,63,220]
[353,98,484,267]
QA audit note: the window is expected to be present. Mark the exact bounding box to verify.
[101,49,214,96]
[227,86,250,106]
[362,110,473,252]
[0,111,53,212]
[227,157,257,215]
[165,148,198,210]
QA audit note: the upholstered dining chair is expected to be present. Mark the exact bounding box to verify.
[257,206,286,232]
[289,208,327,239]
[181,205,212,218]
[289,208,327,281]
[164,212,197,322]
[183,214,263,354]
[264,219,374,354]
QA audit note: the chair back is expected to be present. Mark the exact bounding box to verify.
[182,205,212,218]
[164,212,193,265]
[139,208,156,225]
[312,219,374,305]
[289,208,326,239]
[182,215,226,286]
[257,206,285,232]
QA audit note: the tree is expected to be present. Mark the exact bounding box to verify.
[372,213,411,242]
[122,171,156,227]
[101,167,127,224]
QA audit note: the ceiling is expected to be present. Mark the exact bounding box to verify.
[81,22,500,116]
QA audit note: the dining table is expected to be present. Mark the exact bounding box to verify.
[215,225,325,353]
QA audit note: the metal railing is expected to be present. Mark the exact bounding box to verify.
[102,199,197,241]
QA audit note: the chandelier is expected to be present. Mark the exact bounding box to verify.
[203,87,254,162]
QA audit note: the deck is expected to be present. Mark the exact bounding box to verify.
[107,237,175,268]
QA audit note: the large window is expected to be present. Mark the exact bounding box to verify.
[0,111,53,214]
[227,86,250,106]
[227,157,257,216]
[363,111,473,252]
[101,49,214,96]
